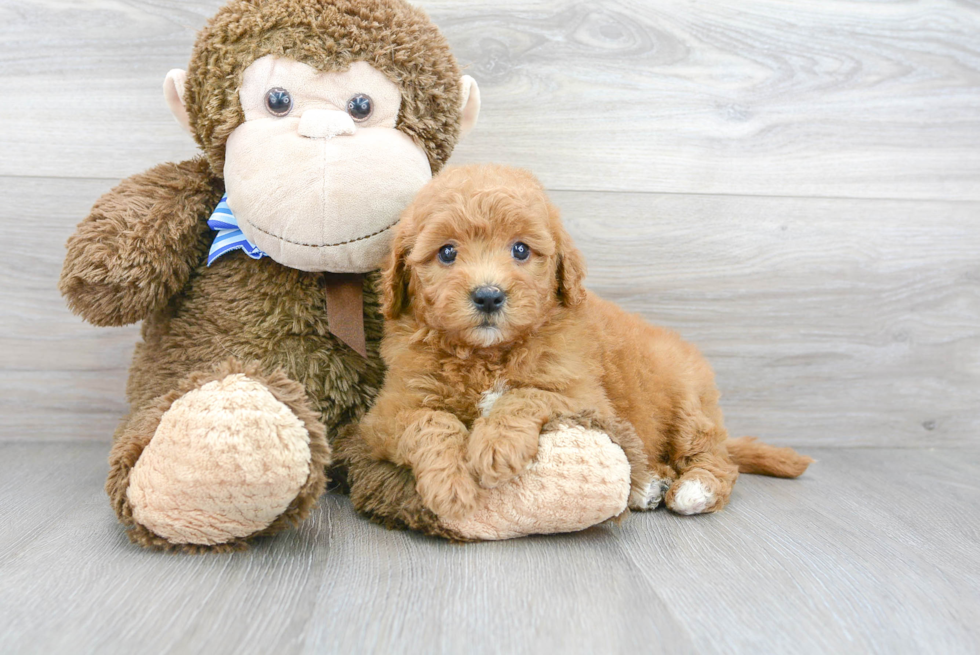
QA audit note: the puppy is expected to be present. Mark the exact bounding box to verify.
[357,164,812,520]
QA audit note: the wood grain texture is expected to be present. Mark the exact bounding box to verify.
[1,0,978,199]
[0,442,978,654]
[0,176,133,439]
[566,191,980,448]
[4,174,977,446]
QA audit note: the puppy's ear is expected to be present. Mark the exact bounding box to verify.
[381,227,412,320]
[555,223,587,307]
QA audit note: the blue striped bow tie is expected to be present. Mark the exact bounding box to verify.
[207,196,268,266]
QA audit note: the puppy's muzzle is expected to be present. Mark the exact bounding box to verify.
[471,286,506,314]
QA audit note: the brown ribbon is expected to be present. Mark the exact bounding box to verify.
[323,273,367,358]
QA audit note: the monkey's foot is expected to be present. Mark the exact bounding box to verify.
[123,371,327,548]
[440,419,632,540]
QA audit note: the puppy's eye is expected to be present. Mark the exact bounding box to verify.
[347,94,373,122]
[437,244,457,264]
[265,88,292,116]
[511,242,531,261]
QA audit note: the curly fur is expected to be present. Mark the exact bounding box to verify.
[59,158,219,326]
[356,165,813,520]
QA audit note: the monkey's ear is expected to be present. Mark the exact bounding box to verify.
[458,75,481,139]
[163,69,193,135]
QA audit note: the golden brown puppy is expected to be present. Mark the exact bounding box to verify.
[358,164,812,521]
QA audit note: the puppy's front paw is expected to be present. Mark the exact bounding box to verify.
[468,419,539,488]
[416,466,482,521]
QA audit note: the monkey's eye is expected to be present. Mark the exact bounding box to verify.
[511,242,531,261]
[265,88,292,117]
[437,244,457,265]
[347,94,373,122]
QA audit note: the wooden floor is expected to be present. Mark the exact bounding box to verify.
[1,442,978,655]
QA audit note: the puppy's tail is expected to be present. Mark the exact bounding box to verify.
[724,436,814,478]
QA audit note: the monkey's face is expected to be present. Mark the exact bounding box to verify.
[223,56,433,273]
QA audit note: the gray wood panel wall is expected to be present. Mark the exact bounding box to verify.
[1,0,978,447]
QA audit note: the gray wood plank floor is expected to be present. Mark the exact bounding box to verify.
[1,442,978,655]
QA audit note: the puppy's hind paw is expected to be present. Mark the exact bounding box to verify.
[666,479,715,515]
[628,477,672,511]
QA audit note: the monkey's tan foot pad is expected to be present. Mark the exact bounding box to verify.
[126,373,312,546]
[440,422,632,540]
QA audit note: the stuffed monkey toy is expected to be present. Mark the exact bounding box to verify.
[60,0,641,551]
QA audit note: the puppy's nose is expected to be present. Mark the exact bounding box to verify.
[471,286,506,314]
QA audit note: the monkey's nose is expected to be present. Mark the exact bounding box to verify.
[297,110,356,139]
[471,286,506,314]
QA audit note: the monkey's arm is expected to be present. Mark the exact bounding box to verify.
[59,157,222,326]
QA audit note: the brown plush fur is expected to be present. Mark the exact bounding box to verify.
[60,158,218,327]
[108,360,331,553]
[334,423,470,541]
[60,153,389,550]
[357,165,813,520]
[59,0,465,549]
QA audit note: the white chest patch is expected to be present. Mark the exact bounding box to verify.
[478,381,510,417]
